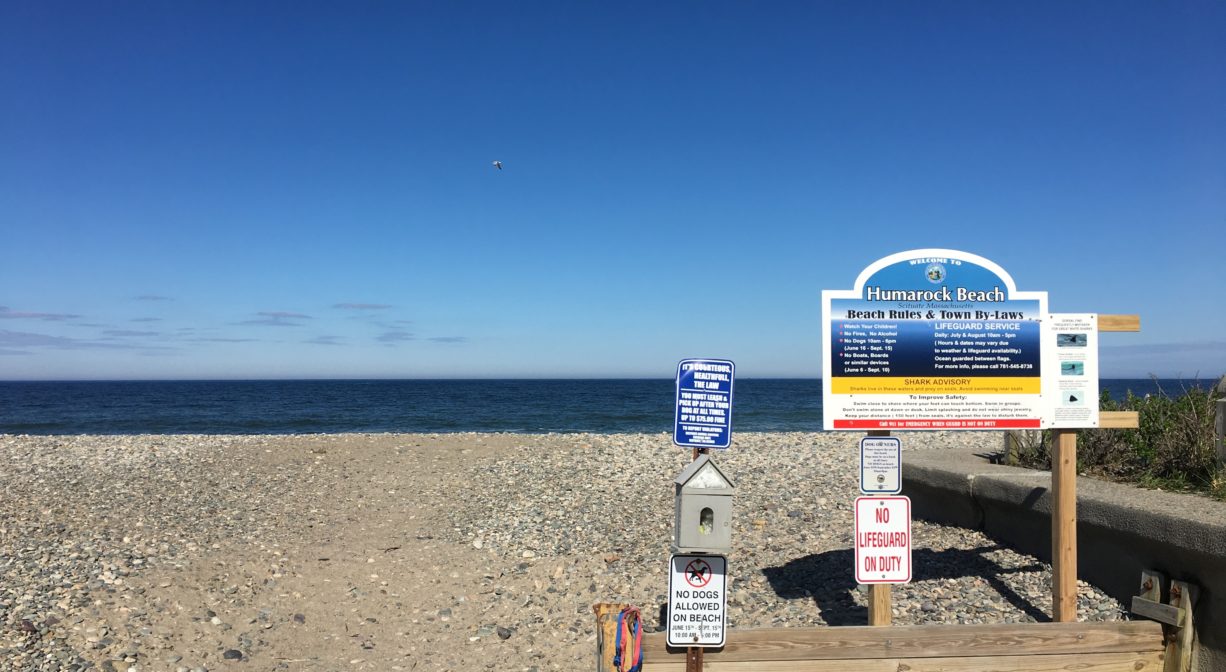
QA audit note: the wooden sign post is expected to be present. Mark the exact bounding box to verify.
[1051,429,1078,622]
[687,445,708,672]
[1050,314,1141,622]
[865,429,893,626]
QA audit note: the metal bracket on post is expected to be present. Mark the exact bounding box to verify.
[1129,570,1198,672]
[686,646,703,672]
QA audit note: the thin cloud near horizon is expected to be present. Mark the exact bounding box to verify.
[237,311,313,326]
[377,331,415,344]
[0,329,175,352]
[0,306,82,321]
[334,303,393,310]
[102,329,160,338]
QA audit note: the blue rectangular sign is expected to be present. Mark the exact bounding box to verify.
[822,249,1048,431]
[674,359,734,449]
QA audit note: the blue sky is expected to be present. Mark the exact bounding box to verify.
[2,2,1223,380]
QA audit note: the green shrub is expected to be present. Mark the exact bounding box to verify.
[1009,378,1225,500]
[1004,428,1050,470]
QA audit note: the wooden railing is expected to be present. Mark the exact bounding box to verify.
[634,621,1165,671]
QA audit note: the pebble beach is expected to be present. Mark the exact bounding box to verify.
[0,432,1128,671]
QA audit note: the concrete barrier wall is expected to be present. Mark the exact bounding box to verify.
[903,448,1226,672]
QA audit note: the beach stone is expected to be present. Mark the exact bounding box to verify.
[0,431,1137,671]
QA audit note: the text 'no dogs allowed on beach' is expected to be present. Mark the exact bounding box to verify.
[667,554,727,647]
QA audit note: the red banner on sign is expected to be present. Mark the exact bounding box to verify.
[834,419,1041,429]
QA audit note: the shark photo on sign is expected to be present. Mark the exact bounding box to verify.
[1057,333,1087,347]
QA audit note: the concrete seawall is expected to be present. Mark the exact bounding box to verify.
[903,447,1226,672]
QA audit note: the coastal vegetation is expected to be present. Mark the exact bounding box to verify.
[1007,379,1226,501]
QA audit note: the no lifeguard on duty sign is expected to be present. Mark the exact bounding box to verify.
[854,496,912,584]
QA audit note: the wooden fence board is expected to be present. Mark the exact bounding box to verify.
[1100,411,1141,429]
[645,650,1164,672]
[640,621,1163,663]
[1098,314,1141,332]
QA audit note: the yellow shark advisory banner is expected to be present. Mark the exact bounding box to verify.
[830,377,1041,395]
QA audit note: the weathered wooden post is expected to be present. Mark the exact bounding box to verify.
[1130,570,1199,672]
[1051,429,1078,622]
[866,429,892,627]
[593,602,632,671]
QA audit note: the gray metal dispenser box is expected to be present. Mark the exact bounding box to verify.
[673,454,735,554]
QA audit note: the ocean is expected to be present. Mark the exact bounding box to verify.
[0,378,1216,436]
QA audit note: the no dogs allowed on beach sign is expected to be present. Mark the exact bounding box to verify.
[667,554,727,647]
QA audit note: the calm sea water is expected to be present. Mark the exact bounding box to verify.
[0,378,1214,435]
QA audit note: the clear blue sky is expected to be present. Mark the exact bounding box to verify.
[2,2,1223,380]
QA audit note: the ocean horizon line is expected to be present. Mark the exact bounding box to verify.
[1,378,1216,436]
[2,375,1217,384]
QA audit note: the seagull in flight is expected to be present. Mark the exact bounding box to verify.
[492,161,502,170]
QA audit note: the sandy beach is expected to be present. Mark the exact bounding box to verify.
[0,432,1128,671]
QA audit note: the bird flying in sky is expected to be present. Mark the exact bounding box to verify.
[492,161,502,170]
